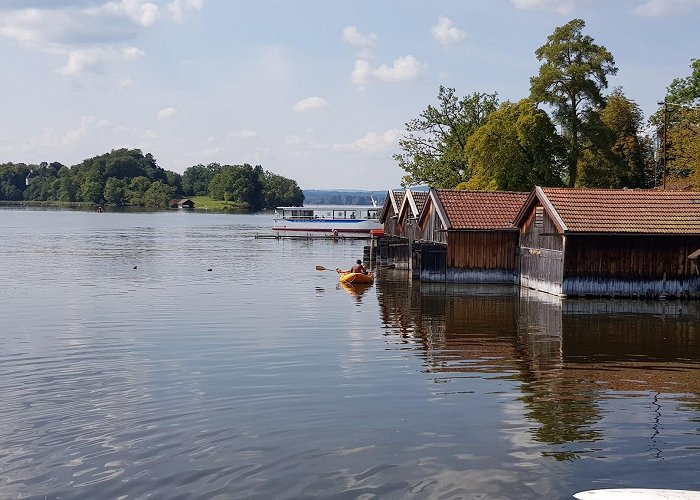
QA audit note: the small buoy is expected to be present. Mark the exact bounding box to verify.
[133,266,137,269]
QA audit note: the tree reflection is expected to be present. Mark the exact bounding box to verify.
[375,270,700,459]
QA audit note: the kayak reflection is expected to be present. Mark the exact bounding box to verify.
[340,281,372,301]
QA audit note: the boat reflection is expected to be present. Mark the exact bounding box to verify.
[340,281,373,302]
[375,268,700,459]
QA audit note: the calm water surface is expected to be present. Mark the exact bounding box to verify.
[1,208,700,499]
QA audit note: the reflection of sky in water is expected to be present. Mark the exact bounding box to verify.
[1,208,700,498]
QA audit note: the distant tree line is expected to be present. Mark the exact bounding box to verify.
[395,18,700,191]
[0,148,304,210]
[302,190,387,206]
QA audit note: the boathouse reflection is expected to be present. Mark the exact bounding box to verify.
[375,270,700,457]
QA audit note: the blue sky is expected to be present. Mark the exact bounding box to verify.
[1,0,698,190]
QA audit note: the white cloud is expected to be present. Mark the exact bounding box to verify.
[57,46,144,75]
[202,146,221,157]
[62,116,95,145]
[293,96,328,113]
[510,0,576,15]
[374,55,424,82]
[119,77,136,87]
[431,16,466,46]
[157,107,178,120]
[351,60,372,86]
[0,2,170,76]
[342,26,377,46]
[633,0,700,16]
[285,134,306,146]
[352,55,425,86]
[88,0,160,27]
[284,129,401,155]
[332,129,401,153]
[168,0,205,22]
[229,129,258,140]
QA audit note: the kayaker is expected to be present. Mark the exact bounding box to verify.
[336,259,368,275]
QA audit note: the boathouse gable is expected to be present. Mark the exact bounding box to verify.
[379,190,404,236]
[515,188,565,296]
[396,190,428,242]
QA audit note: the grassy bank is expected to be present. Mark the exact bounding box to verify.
[189,196,248,211]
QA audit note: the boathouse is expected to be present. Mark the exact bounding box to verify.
[514,187,700,298]
[415,189,528,283]
[396,189,428,240]
[379,190,405,236]
[178,198,195,209]
[377,189,427,269]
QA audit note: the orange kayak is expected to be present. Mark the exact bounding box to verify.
[339,272,374,284]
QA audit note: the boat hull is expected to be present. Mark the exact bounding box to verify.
[272,218,382,237]
[339,272,374,284]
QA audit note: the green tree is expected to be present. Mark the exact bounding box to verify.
[0,163,31,200]
[57,177,77,202]
[182,163,220,196]
[660,60,700,187]
[394,86,498,188]
[79,180,103,204]
[208,164,264,210]
[24,176,59,201]
[530,18,617,187]
[578,89,654,188]
[462,99,565,191]
[103,178,129,206]
[667,59,700,106]
[128,176,152,206]
[262,171,304,207]
[143,181,176,207]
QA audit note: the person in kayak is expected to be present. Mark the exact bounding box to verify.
[336,259,368,275]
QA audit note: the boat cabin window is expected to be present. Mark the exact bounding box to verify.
[288,209,314,219]
[366,210,378,220]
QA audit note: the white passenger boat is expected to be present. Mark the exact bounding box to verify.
[272,205,382,237]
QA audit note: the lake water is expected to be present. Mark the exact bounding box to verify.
[1,208,700,499]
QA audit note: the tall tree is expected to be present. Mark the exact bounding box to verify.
[393,86,498,188]
[262,171,304,207]
[667,59,700,106]
[462,99,565,191]
[661,60,700,186]
[578,88,654,188]
[182,163,220,196]
[530,18,617,187]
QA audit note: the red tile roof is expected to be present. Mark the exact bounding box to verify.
[541,187,700,234]
[435,190,528,230]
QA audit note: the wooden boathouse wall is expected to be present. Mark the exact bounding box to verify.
[377,236,409,269]
[563,235,700,298]
[382,203,402,236]
[415,228,520,284]
[519,204,564,296]
[438,231,520,283]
